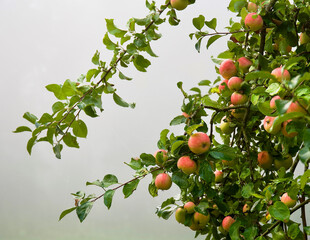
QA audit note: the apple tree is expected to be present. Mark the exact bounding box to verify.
[14,0,310,239]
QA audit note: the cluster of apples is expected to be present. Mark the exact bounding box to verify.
[244,2,263,32]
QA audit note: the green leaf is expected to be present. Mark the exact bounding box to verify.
[193,15,205,30]
[148,182,158,197]
[133,55,151,72]
[76,201,93,222]
[52,102,65,113]
[266,83,281,95]
[59,207,77,221]
[300,170,310,190]
[243,226,258,240]
[275,99,291,114]
[103,33,118,50]
[229,220,241,240]
[62,79,77,97]
[13,126,32,133]
[63,132,79,148]
[113,93,135,108]
[269,201,290,221]
[106,19,127,38]
[194,202,210,215]
[27,136,37,155]
[119,71,132,81]
[245,71,274,81]
[170,115,186,126]
[23,112,38,124]
[140,153,156,166]
[160,129,169,146]
[53,143,63,159]
[288,223,301,239]
[123,179,139,198]
[242,183,254,198]
[257,101,274,116]
[199,161,215,183]
[102,174,118,188]
[186,123,204,135]
[273,112,306,129]
[172,172,189,189]
[209,145,236,161]
[104,189,115,209]
[207,35,222,49]
[86,69,100,82]
[205,18,217,30]
[202,95,219,108]
[72,120,88,138]
[304,226,310,235]
[91,50,100,65]
[198,80,211,86]
[303,129,310,148]
[125,158,143,170]
[299,147,310,164]
[195,38,202,53]
[86,180,104,188]
[171,140,185,154]
[38,113,53,124]
[46,84,66,100]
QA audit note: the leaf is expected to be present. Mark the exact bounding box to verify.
[160,129,169,146]
[125,158,143,170]
[185,123,204,135]
[229,220,241,240]
[38,113,53,124]
[170,115,186,126]
[102,33,118,50]
[59,207,77,221]
[245,71,274,81]
[23,112,38,124]
[112,93,135,108]
[123,179,139,198]
[205,18,217,30]
[202,95,219,108]
[53,143,63,159]
[52,102,65,113]
[62,79,77,97]
[76,201,93,222]
[269,201,290,221]
[243,226,258,240]
[299,147,310,164]
[72,120,88,138]
[303,129,310,148]
[207,35,222,49]
[172,172,189,189]
[171,140,185,154]
[13,126,32,133]
[133,55,151,72]
[193,15,205,30]
[91,50,100,65]
[27,136,37,155]
[199,161,215,183]
[288,223,301,239]
[209,145,237,161]
[140,153,156,166]
[106,19,127,38]
[86,69,100,82]
[63,132,79,148]
[266,83,281,95]
[275,99,291,115]
[198,80,211,86]
[102,174,118,188]
[46,84,66,100]
[242,183,254,198]
[148,182,158,197]
[103,189,115,209]
[300,170,310,190]
[195,38,202,53]
[119,71,132,81]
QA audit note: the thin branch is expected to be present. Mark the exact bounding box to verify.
[201,30,250,37]
[204,104,247,112]
[289,155,300,174]
[57,109,82,144]
[209,111,219,144]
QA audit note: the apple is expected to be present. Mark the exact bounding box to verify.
[247,2,258,12]
[257,151,273,170]
[170,0,189,11]
[219,79,229,93]
[243,203,250,215]
[244,13,263,31]
[219,59,237,79]
[214,170,224,183]
[177,156,197,174]
[175,208,186,224]
[270,95,281,109]
[154,149,168,165]
[222,216,235,232]
[263,116,281,134]
[273,40,291,53]
[228,77,243,91]
[182,112,190,118]
[287,101,307,114]
[271,67,290,82]
[155,173,172,190]
[188,132,211,155]
[193,212,210,228]
[281,192,297,208]
[230,104,245,119]
[281,120,297,138]
[211,204,220,217]
[274,155,293,170]
[220,117,234,134]
[189,221,200,231]
[300,32,310,45]
[184,201,196,213]
[231,92,248,105]
[238,57,252,73]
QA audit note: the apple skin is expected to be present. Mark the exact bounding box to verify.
[281,193,297,208]
[270,95,281,109]
[243,203,250,215]
[274,155,293,170]
[220,117,234,134]
[193,212,210,228]
[287,101,307,114]
[214,170,224,183]
[219,79,229,93]
[247,2,258,12]
[170,0,189,11]
[228,77,243,91]
[263,116,281,134]
[238,57,252,73]
[222,216,235,232]
[219,59,237,79]
[188,132,211,155]
[231,92,248,105]
[300,32,310,45]
[154,149,168,165]
[230,104,245,119]
[244,13,263,31]
[175,208,186,224]
[182,112,190,118]
[155,173,172,190]
[184,201,196,213]
[257,151,273,170]
[271,67,290,82]
[177,156,197,174]
[281,120,297,138]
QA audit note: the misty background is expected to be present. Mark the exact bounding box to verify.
[0,0,307,239]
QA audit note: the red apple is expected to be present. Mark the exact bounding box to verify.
[175,208,186,224]
[222,216,235,232]
[271,67,290,82]
[214,170,224,183]
[154,149,168,165]
[287,101,307,114]
[281,193,297,208]
[281,120,297,138]
[184,201,196,213]
[257,151,273,170]
[274,155,293,170]
[219,79,229,93]
[231,92,248,105]
[247,2,258,12]
[270,95,281,109]
[238,57,252,73]
[263,116,281,134]
[170,0,189,11]
[188,132,211,155]
[155,173,172,190]
[177,156,197,174]
[228,77,243,91]
[300,32,310,45]
[219,59,237,79]
[244,13,263,31]
[193,212,210,228]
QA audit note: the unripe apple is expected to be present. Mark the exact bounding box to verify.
[243,203,250,215]
[155,173,172,190]
[281,120,297,138]
[188,132,211,155]
[263,116,281,134]
[230,104,245,119]
[270,95,281,109]
[300,32,310,45]
[175,208,186,224]
[219,59,237,79]
[244,13,263,31]
[281,192,297,208]
[214,170,224,183]
[170,0,189,11]
[222,216,235,232]
[238,57,252,73]
[154,149,168,165]
[193,212,210,227]
[247,2,258,12]
[231,92,248,105]
[189,221,200,231]
[274,155,293,170]
[271,67,290,82]
[219,79,229,93]
[177,156,197,175]
[228,77,243,91]
[287,101,307,114]
[184,201,196,213]
[257,151,273,170]
[220,117,234,134]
